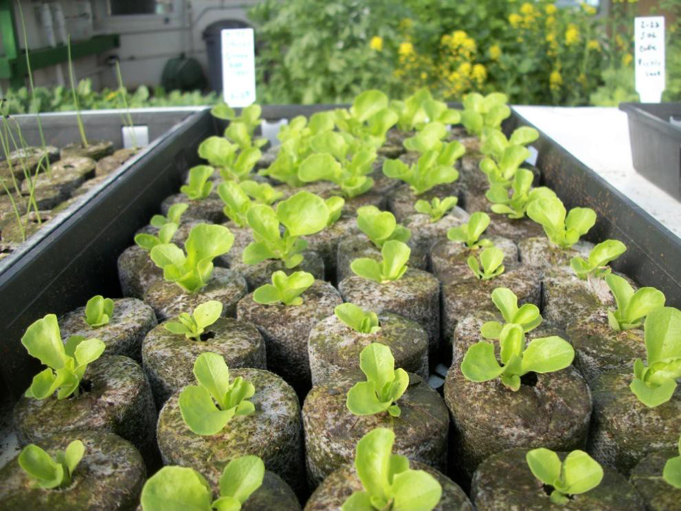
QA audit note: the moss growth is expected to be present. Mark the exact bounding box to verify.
[160,192,225,224]
[229,249,325,290]
[60,140,115,161]
[0,145,59,182]
[95,148,138,177]
[487,214,546,242]
[518,237,592,270]
[242,471,301,511]
[2,211,53,243]
[303,216,357,278]
[117,244,163,299]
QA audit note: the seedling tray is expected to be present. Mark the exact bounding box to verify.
[619,102,681,201]
[1,105,680,402]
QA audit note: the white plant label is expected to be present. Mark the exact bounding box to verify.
[221,28,256,107]
[635,16,665,103]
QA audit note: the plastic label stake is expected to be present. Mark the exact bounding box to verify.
[221,28,256,108]
[635,16,665,103]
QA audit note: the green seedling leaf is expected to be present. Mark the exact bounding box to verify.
[211,103,236,121]
[84,295,114,328]
[218,180,252,227]
[141,466,213,511]
[390,88,431,131]
[165,301,223,340]
[181,166,214,200]
[403,122,448,153]
[151,203,188,228]
[467,245,505,280]
[18,439,85,489]
[570,240,627,280]
[351,240,410,284]
[219,455,265,506]
[414,196,458,223]
[356,206,411,248]
[447,212,492,249]
[179,352,255,435]
[277,191,330,237]
[239,180,283,206]
[334,303,381,334]
[663,436,681,489]
[486,168,556,219]
[527,198,596,249]
[325,196,345,226]
[253,270,315,306]
[605,274,666,331]
[482,288,542,340]
[135,222,179,252]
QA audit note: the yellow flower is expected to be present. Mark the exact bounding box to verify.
[546,32,556,43]
[472,64,487,84]
[452,30,469,46]
[545,4,558,15]
[369,36,383,52]
[421,72,428,80]
[399,42,414,56]
[550,70,563,90]
[490,44,502,61]
[509,13,522,27]
[616,34,626,49]
[622,53,633,66]
[587,39,600,51]
[565,24,580,45]
[546,15,556,26]
[520,3,534,15]
[582,3,597,15]
[458,62,472,76]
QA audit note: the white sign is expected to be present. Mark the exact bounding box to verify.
[221,28,256,108]
[635,16,665,103]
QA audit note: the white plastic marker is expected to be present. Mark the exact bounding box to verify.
[221,28,256,108]
[635,16,665,103]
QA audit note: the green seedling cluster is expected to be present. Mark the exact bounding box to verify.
[481,287,543,340]
[211,103,267,149]
[342,428,442,511]
[630,307,681,408]
[150,223,235,294]
[570,240,627,281]
[253,271,315,306]
[181,166,214,200]
[467,245,505,280]
[18,440,85,490]
[414,196,458,223]
[334,90,398,149]
[84,295,114,328]
[460,92,511,137]
[485,168,556,219]
[141,456,265,511]
[198,136,261,182]
[179,352,256,435]
[447,212,492,249]
[605,274,665,331]
[527,197,596,249]
[335,303,381,334]
[164,301,223,340]
[239,180,283,205]
[526,448,604,504]
[218,180,253,228]
[347,343,409,417]
[389,88,432,132]
[22,314,105,400]
[356,206,411,249]
[351,240,411,284]
[135,204,187,252]
[150,203,188,229]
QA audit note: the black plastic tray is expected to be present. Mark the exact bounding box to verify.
[619,102,681,201]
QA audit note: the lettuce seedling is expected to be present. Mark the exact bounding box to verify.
[356,206,411,248]
[347,343,409,417]
[382,140,464,195]
[341,428,442,511]
[150,203,188,229]
[334,90,398,149]
[239,180,283,205]
[663,436,681,489]
[351,240,411,284]
[180,165,214,200]
[526,448,604,504]
[423,99,462,125]
[467,246,505,280]
[479,146,531,189]
[151,224,235,294]
[414,196,458,223]
[179,352,255,435]
[630,306,681,408]
[85,295,114,328]
[18,440,85,489]
[527,198,597,249]
[164,301,223,340]
[461,325,574,391]
[485,168,556,219]
[253,271,315,306]
[480,127,539,162]
[447,211,492,249]
[22,314,105,400]
[605,274,665,331]
[141,456,265,511]
[224,121,267,151]
[198,136,261,182]
[212,102,266,140]
[402,122,448,153]
[135,223,178,252]
[243,191,330,269]
[218,180,252,228]
[334,303,380,334]
[390,88,431,131]
[570,240,627,281]
[481,287,543,340]
[325,196,345,227]
[460,92,510,137]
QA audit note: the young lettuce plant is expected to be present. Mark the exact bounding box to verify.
[346,343,409,417]
[527,198,597,250]
[239,180,283,205]
[479,146,531,189]
[334,90,398,149]
[341,428,442,511]
[253,271,315,306]
[218,180,252,228]
[22,314,106,400]
[526,448,604,504]
[460,92,510,137]
[334,303,381,334]
[141,456,265,511]
[402,121,448,153]
[423,99,462,125]
[570,240,627,281]
[150,203,188,229]
[180,166,214,200]
[467,245,505,280]
[211,103,267,146]
[179,352,255,435]
[447,211,492,249]
[481,287,543,340]
[356,206,411,248]
[630,306,681,408]
[605,274,666,331]
[135,223,178,252]
[85,295,114,328]
[325,196,345,227]
[485,168,556,219]
[389,88,431,131]
[480,126,539,162]
[151,224,235,294]
[18,440,85,489]
[164,301,223,341]
[663,436,681,489]
[351,240,411,284]
[198,136,260,182]
[243,191,330,269]
[461,321,574,391]
[414,196,458,223]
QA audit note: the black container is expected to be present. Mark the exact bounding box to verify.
[619,102,681,201]
[1,104,680,403]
